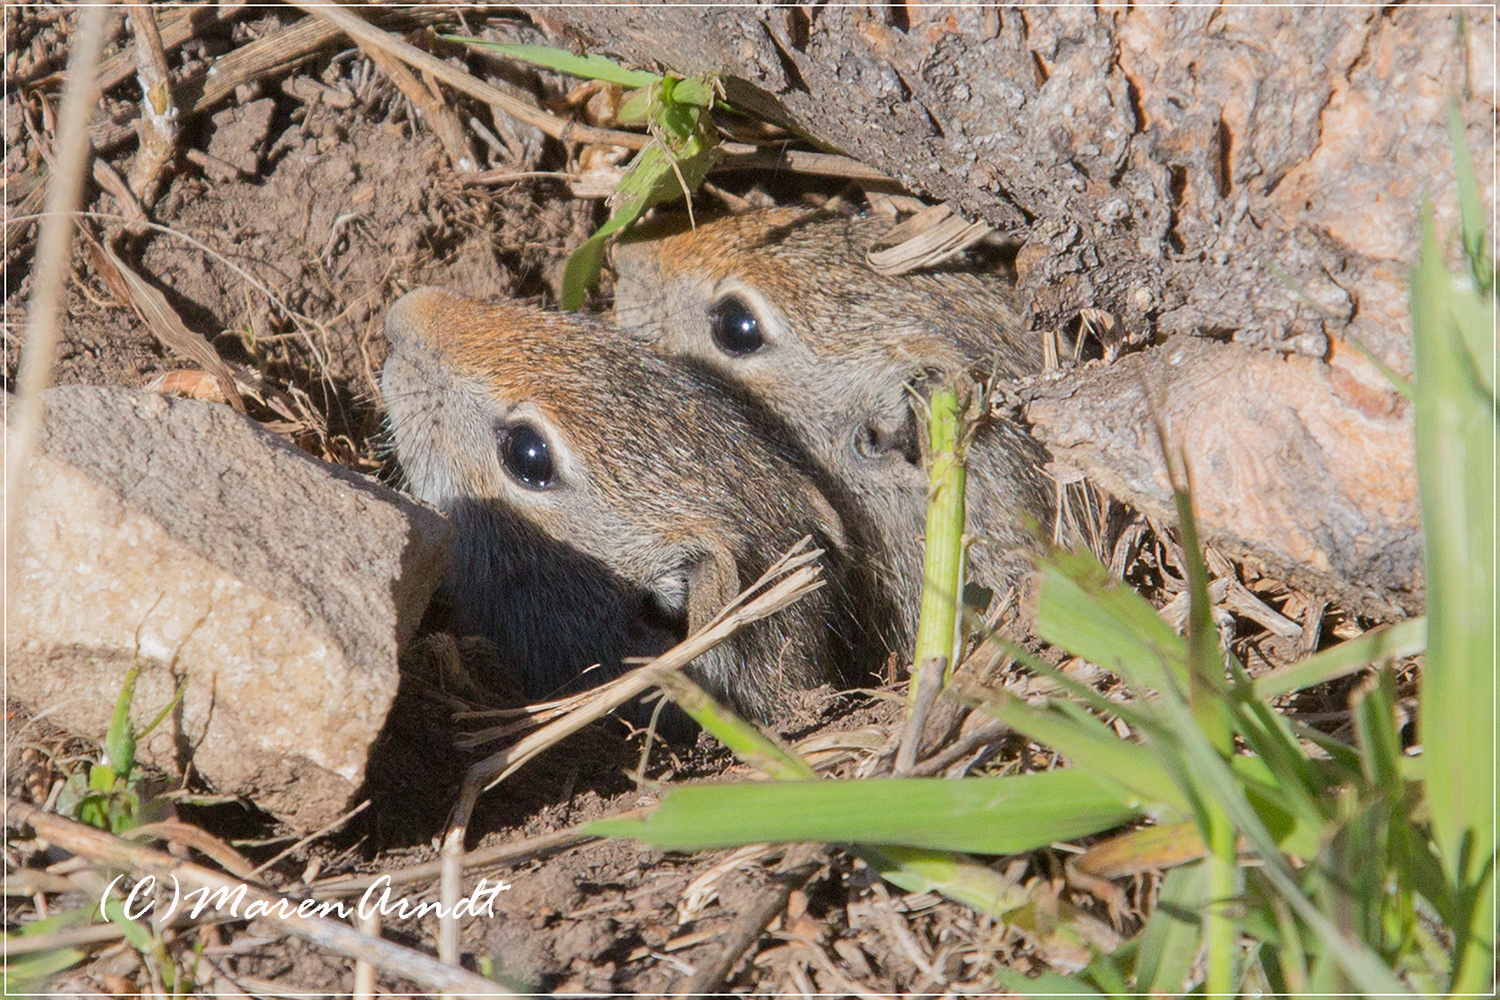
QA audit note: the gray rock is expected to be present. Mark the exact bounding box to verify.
[1023,337,1421,619]
[5,387,453,827]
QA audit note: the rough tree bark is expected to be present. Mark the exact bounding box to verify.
[535,4,1495,617]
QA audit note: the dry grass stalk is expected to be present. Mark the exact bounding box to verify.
[97,240,245,410]
[92,2,230,95]
[292,0,652,151]
[679,843,829,995]
[247,799,371,880]
[310,828,591,897]
[894,655,947,775]
[5,1,111,591]
[89,157,147,224]
[4,166,49,255]
[353,908,380,1000]
[717,144,890,182]
[358,40,476,172]
[7,799,515,996]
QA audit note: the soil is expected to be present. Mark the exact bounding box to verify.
[3,6,1413,996]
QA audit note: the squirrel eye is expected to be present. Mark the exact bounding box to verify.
[498,423,555,489]
[708,295,765,356]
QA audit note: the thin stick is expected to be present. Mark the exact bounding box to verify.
[248,799,371,879]
[6,800,514,996]
[309,828,591,896]
[716,143,891,182]
[290,0,651,151]
[676,844,828,996]
[5,2,110,595]
[1,920,128,955]
[353,907,381,1000]
[894,655,947,775]
[358,40,475,172]
[126,1,177,208]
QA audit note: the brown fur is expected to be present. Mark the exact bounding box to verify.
[380,288,894,719]
[613,208,1053,643]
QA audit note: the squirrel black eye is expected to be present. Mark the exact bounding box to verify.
[708,295,765,356]
[498,423,555,489]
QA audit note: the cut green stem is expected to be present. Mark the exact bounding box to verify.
[911,385,967,700]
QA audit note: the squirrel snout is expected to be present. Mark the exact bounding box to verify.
[384,287,463,354]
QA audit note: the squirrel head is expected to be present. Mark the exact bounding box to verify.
[613,208,1040,478]
[381,287,890,717]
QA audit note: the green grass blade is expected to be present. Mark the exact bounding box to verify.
[994,969,1106,997]
[646,672,1064,919]
[1253,617,1426,699]
[103,661,140,776]
[1150,680,1412,995]
[1410,204,1497,993]
[584,769,1139,854]
[1351,669,1403,791]
[968,636,1158,735]
[653,671,814,781]
[559,232,609,312]
[860,845,1032,918]
[983,695,1188,813]
[1135,860,1209,995]
[1447,102,1493,293]
[440,37,661,88]
[560,132,720,309]
[1161,467,1238,994]
[1035,551,1187,693]
[2,946,88,993]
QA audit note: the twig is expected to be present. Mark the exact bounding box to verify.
[183,147,249,183]
[5,1,111,595]
[353,907,381,1000]
[894,656,947,775]
[127,2,177,208]
[126,817,258,880]
[290,0,652,151]
[1,920,129,955]
[87,9,439,155]
[310,827,591,896]
[716,143,891,182]
[248,799,371,879]
[907,716,1012,777]
[90,157,147,225]
[92,2,235,96]
[358,40,476,172]
[676,844,828,996]
[6,800,515,996]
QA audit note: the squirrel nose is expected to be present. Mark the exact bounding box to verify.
[854,410,920,466]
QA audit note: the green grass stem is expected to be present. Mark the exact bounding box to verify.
[1410,197,1496,992]
[911,385,967,699]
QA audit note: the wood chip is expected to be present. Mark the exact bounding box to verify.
[866,202,993,276]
